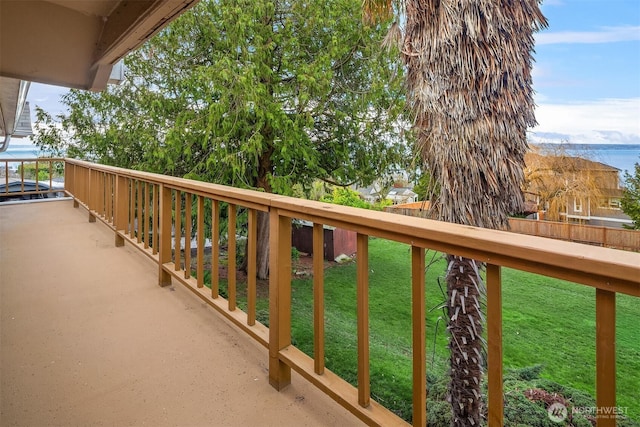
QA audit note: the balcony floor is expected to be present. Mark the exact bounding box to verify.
[0,200,360,426]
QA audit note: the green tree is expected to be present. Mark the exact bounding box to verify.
[322,187,371,209]
[321,186,391,210]
[621,161,640,229]
[33,107,65,157]
[35,0,408,279]
[364,0,547,424]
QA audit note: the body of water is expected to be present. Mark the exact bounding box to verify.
[3,141,639,178]
[0,141,42,161]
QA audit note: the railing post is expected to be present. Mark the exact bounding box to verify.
[313,223,325,375]
[97,172,104,218]
[174,191,182,271]
[227,203,236,310]
[129,180,136,238]
[184,194,192,278]
[3,160,8,195]
[596,289,616,427]
[197,196,205,288]
[137,181,143,244]
[35,159,39,192]
[357,233,370,407]
[144,183,151,249]
[487,263,504,426]
[158,184,172,287]
[411,246,426,427]
[247,209,257,325]
[19,161,24,193]
[114,175,128,247]
[211,200,220,298]
[88,169,96,223]
[64,161,76,205]
[269,209,291,390]
[48,160,53,194]
[152,185,159,255]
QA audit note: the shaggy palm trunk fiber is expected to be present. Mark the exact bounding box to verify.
[401,0,547,425]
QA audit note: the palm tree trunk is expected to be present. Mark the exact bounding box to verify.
[400,1,547,424]
[446,255,485,426]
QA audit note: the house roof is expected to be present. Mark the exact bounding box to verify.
[525,152,620,172]
[387,187,417,197]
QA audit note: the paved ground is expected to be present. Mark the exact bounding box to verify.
[1,200,361,427]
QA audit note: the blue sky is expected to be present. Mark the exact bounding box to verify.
[531,0,640,144]
[27,0,640,145]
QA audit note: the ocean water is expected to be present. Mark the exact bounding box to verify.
[0,141,42,161]
[532,143,640,176]
[3,141,640,177]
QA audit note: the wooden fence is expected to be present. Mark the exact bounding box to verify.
[385,204,640,252]
[509,218,640,252]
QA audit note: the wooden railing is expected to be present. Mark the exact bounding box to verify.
[0,158,65,199]
[62,158,639,427]
[385,204,640,252]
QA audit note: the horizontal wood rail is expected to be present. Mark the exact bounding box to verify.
[62,158,639,427]
[387,205,640,252]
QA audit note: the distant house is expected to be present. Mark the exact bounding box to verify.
[356,184,383,204]
[355,183,418,206]
[386,187,418,205]
[524,153,632,228]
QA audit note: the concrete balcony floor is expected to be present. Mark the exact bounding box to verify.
[1,200,361,426]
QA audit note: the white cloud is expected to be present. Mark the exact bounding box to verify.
[27,83,70,118]
[536,25,640,45]
[530,98,640,144]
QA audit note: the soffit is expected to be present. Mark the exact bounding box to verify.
[0,0,200,138]
[0,0,199,91]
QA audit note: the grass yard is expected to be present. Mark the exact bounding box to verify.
[214,237,639,425]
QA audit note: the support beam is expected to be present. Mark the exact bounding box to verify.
[158,184,172,287]
[269,210,292,390]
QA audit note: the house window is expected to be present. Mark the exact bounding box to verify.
[609,198,621,209]
[574,198,582,212]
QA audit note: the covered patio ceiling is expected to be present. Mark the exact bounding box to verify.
[0,0,201,146]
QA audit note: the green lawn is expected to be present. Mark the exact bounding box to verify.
[223,237,639,424]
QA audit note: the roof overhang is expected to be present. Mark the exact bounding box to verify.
[0,0,200,142]
[0,78,30,151]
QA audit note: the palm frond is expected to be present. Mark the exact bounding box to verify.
[362,0,394,24]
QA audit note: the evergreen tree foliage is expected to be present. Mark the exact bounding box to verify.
[621,161,640,229]
[34,0,408,278]
[35,0,408,194]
